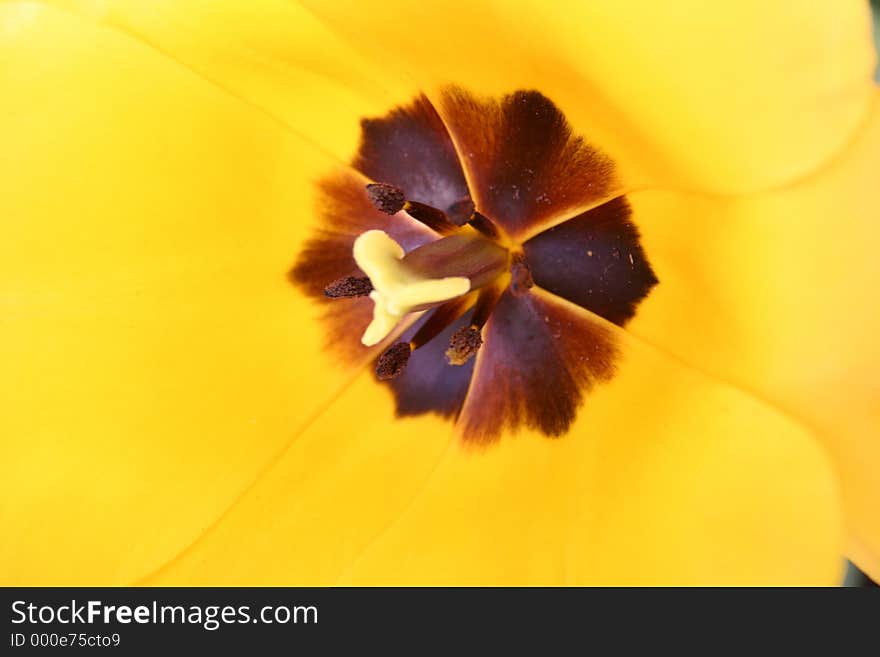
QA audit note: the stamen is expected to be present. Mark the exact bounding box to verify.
[446,198,476,225]
[446,326,483,366]
[323,275,373,298]
[376,341,412,380]
[410,296,471,350]
[374,298,471,381]
[443,286,500,366]
[365,182,459,234]
[444,196,501,239]
[366,183,406,215]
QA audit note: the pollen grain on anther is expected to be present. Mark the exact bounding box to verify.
[446,326,483,366]
[376,342,413,380]
[323,275,374,299]
[366,182,406,215]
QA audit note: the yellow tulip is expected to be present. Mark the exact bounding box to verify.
[1,0,877,585]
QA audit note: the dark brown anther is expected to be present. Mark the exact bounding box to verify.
[467,211,500,240]
[375,341,413,380]
[446,326,483,366]
[324,275,373,298]
[509,253,534,296]
[366,182,406,214]
[446,197,476,226]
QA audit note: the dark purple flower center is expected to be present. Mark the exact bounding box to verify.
[290,88,658,443]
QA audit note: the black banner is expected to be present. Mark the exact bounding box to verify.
[2,587,878,653]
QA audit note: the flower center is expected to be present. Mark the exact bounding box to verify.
[325,182,511,374]
[292,88,659,442]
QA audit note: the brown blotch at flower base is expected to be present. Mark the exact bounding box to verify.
[290,87,658,443]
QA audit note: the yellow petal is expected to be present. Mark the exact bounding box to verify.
[0,0,854,586]
[0,3,372,584]
[31,1,875,213]
[22,0,418,161]
[142,301,842,586]
[302,0,876,194]
[627,90,880,581]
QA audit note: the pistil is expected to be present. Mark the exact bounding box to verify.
[352,229,507,347]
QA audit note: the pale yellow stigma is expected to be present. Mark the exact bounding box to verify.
[353,230,470,347]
